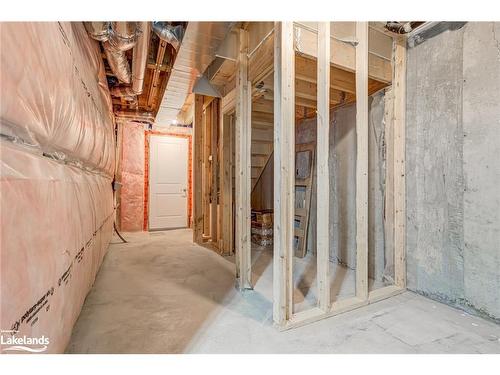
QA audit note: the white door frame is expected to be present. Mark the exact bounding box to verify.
[148,134,189,231]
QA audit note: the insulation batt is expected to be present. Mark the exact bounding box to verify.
[0,22,115,176]
[120,122,145,231]
[0,22,115,353]
[0,141,114,353]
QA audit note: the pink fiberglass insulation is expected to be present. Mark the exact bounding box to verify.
[0,22,115,353]
[0,22,115,177]
[120,122,145,231]
[0,141,114,353]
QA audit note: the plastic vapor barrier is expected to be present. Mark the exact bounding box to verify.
[0,22,115,177]
[1,142,114,353]
[0,22,115,353]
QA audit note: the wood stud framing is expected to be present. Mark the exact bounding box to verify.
[270,22,407,330]
[273,21,295,325]
[316,22,330,312]
[193,96,227,252]
[235,28,252,290]
[203,104,211,236]
[201,21,407,329]
[393,38,407,289]
[355,22,369,301]
[220,112,233,254]
[193,94,204,243]
[210,99,219,242]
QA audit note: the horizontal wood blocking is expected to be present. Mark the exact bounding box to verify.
[247,24,392,87]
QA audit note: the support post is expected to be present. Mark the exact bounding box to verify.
[383,87,395,277]
[235,28,252,290]
[273,21,295,325]
[393,37,406,289]
[193,94,204,243]
[220,112,233,254]
[316,22,331,311]
[210,99,219,244]
[203,104,212,237]
[355,22,369,301]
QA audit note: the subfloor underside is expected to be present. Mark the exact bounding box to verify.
[66,229,500,354]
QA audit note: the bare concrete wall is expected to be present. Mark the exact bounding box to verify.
[295,91,388,281]
[406,22,500,321]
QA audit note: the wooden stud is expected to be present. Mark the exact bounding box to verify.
[235,28,252,290]
[393,38,406,289]
[316,22,330,311]
[193,94,204,243]
[383,87,395,281]
[210,99,219,244]
[203,104,212,237]
[355,22,369,301]
[273,21,295,325]
[220,112,233,254]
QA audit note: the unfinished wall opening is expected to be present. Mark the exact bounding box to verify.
[193,96,229,252]
[270,21,407,329]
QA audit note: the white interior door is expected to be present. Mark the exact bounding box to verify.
[149,135,188,230]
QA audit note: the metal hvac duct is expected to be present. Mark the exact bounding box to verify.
[85,22,178,98]
[110,86,136,98]
[103,41,132,84]
[155,22,230,126]
[152,22,184,50]
[131,22,150,94]
[108,22,138,51]
[85,22,138,85]
[84,22,110,41]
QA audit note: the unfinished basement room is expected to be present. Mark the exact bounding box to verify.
[1,1,500,370]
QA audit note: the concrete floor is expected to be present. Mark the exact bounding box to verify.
[66,229,500,354]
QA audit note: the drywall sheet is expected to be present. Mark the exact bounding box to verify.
[406,22,500,321]
[0,141,114,353]
[120,122,145,231]
[0,22,115,176]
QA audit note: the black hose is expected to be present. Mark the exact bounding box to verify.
[113,221,127,243]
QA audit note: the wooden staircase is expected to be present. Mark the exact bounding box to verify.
[251,98,274,191]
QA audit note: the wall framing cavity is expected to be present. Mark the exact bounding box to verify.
[271,22,408,330]
[197,21,409,329]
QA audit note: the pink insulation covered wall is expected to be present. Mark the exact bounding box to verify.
[0,22,115,353]
[120,122,145,232]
